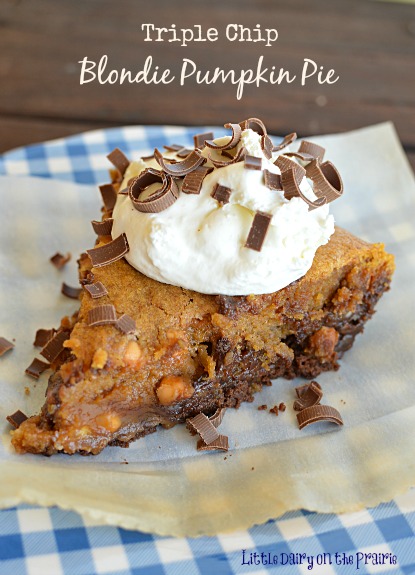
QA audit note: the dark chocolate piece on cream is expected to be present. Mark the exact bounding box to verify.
[299,140,326,161]
[281,168,326,210]
[87,305,117,327]
[154,148,206,177]
[245,211,272,252]
[182,166,213,195]
[244,155,262,171]
[116,314,136,334]
[61,283,82,299]
[50,252,71,269]
[306,160,344,205]
[84,281,108,299]
[239,117,267,136]
[261,134,274,160]
[91,219,114,237]
[129,168,179,213]
[86,234,129,267]
[6,410,28,429]
[40,330,68,363]
[272,132,297,152]
[274,155,306,181]
[163,144,185,152]
[107,148,130,176]
[211,183,232,205]
[0,337,14,357]
[297,404,343,430]
[99,184,118,211]
[204,123,242,151]
[263,170,283,191]
[193,132,214,149]
[25,358,51,379]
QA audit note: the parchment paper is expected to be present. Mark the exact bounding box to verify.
[0,123,414,537]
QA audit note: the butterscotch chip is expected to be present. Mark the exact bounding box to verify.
[123,341,142,366]
[91,348,108,370]
[156,376,194,406]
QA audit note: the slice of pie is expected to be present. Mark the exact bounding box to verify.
[11,120,394,455]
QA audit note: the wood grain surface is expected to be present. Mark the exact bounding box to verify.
[0,0,414,169]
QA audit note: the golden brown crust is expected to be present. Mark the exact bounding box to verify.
[12,227,395,455]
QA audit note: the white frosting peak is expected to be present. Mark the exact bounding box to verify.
[111,130,335,295]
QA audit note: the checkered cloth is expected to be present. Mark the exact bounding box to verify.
[0,127,414,575]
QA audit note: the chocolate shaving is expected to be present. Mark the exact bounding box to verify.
[204,123,242,151]
[299,140,325,162]
[284,151,316,163]
[87,233,129,267]
[297,404,343,430]
[182,166,212,195]
[116,314,136,334]
[274,155,306,181]
[244,155,262,171]
[281,168,326,210]
[50,252,71,269]
[99,184,118,211]
[91,218,114,236]
[306,160,344,206]
[208,408,226,428]
[80,270,95,286]
[272,132,297,152]
[141,153,155,161]
[33,328,56,348]
[261,135,274,160]
[6,410,28,429]
[294,381,323,411]
[87,304,117,327]
[107,148,130,176]
[176,148,195,158]
[209,146,246,168]
[84,281,108,299]
[61,283,82,299]
[25,357,51,379]
[40,330,68,363]
[0,337,14,357]
[245,212,272,252]
[263,170,283,191]
[193,132,214,149]
[129,168,179,212]
[154,148,206,177]
[211,183,232,205]
[187,413,219,445]
[239,117,267,136]
[163,144,185,152]
[197,435,229,452]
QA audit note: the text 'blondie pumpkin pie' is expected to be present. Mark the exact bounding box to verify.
[11,119,394,455]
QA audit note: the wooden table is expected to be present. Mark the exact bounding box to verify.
[1,0,414,169]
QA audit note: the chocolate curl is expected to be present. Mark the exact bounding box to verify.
[281,168,326,209]
[244,155,262,171]
[83,281,108,299]
[239,117,267,136]
[294,381,323,411]
[87,305,117,327]
[87,234,129,268]
[297,404,343,430]
[25,357,51,379]
[306,160,344,205]
[40,330,68,363]
[129,168,179,213]
[50,252,71,269]
[299,140,325,161]
[61,283,82,299]
[263,170,283,191]
[99,184,118,211]
[154,148,206,176]
[91,218,114,237]
[272,132,297,152]
[107,148,130,176]
[193,132,214,149]
[274,155,306,182]
[261,134,274,160]
[209,146,247,169]
[204,123,242,151]
[0,337,14,357]
[182,166,213,195]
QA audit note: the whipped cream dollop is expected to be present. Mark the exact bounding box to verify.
[111,129,335,295]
